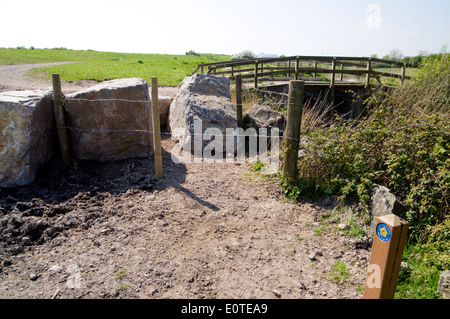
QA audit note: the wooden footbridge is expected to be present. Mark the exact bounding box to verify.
[192,55,416,118]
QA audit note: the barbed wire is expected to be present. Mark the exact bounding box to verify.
[55,93,311,142]
[58,125,306,142]
[60,96,306,110]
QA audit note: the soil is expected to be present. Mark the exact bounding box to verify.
[0,137,373,299]
[0,63,373,299]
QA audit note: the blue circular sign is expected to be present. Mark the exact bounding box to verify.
[376,223,392,242]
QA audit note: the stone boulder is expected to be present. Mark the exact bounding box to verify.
[0,90,54,188]
[158,96,173,131]
[64,78,152,162]
[243,103,285,134]
[438,270,450,299]
[169,74,237,156]
[370,184,407,232]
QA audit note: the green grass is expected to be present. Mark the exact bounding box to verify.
[395,244,443,299]
[327,261,349,284]
[0,47,231,86]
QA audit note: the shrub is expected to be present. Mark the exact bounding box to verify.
[186,50,200,56]
[282,54,449,241]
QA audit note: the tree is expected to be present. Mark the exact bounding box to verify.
[231,50,256,61]
[388,48,403,62]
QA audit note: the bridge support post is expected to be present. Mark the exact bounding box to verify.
[365,58,372,89]
[295,57,300,80]
[330,57,336,106]
[254,60,259,89]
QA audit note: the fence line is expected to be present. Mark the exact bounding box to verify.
[51,74,309,179]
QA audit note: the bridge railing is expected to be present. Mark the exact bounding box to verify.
[192,56,416,89]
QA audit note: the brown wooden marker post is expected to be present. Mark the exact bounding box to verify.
[151,77,163,179]
[51,73,71,166]
[364,214,409,299]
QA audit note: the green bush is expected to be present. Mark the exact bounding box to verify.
[281,54,449,241]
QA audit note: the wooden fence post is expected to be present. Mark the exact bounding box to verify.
[330,57,336,106]
[401,63,406,86]
[254,60,259,89]
[365,58,372,89]
[281,80,304,183]
[51,73,71,166]
[235,74,243,128]
[151,77,163,179]
[295,57,300,80]
[364,214,409,299]
[314,59,318,78]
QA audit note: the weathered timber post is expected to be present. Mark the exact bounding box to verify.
[364,214,409,299]
[151,77,163,179]
[330,57,336,106]
[365,58,372,89]
[281,80,304,183]
[235,74,243,128]
[353,86,364,120]
[295,57,300,80]
[314,59,318,78]
[340,63,344,81]
[254,60,259,89]
[51,73,71,166]
[401,63,406,86]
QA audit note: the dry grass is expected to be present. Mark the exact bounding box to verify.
[229,83,335,132]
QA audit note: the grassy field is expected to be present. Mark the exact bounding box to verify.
[0,47,231,86]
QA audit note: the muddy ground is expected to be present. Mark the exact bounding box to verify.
[0,137,372,300]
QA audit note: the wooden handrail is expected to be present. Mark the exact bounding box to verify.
[195,55,414,69]
[192,55,415,84]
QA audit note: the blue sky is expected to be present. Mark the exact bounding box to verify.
[1,0,449,57]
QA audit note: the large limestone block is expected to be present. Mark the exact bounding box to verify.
[439,270,450,299]
[158,96,173,131]
[169,74,237,155]
[64,78,152,162]
[0,90,54,188]
[243,103,285,133]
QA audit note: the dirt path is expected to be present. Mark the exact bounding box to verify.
[0,63,179,97]
[0,138,372,299]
